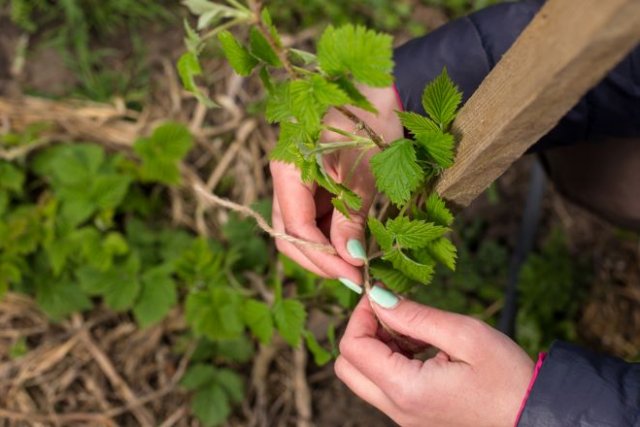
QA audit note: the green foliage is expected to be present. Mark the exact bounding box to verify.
[134,122,194,185]
[218,30,259,76]
[516,230,590,354]
[370,139,424,206]
[317,24,394,87]
[181,364,245,427]
[421,67,462,128]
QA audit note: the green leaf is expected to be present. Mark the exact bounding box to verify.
[334,76,377,112]
[317,24,394,87]
[415,130,455,168]
[133,265,177,328]
[181,364,217,390]
[0,161,25,194]
[289,48,317,66]
[218,30,258,76]
[305,331,332,366]
[421,67,462,128]
[397,111,439,135]
[265,82,292,123]
[76,255,141,311]
[191,383,230,427]
[289,76,350,127]
[420,237,457,271]
[36,276,92,321]
[425,193,454,227]
[242,299,274,344]
[386,216,448,249]
[215,368,245,404]
[272,299,306,347]
[186,287,244,341]
[249,27,281,67]
[370,139,423,206]
[383,248,435,285]
[177,52,216,107]
[183,0,246,30]
[134,122,193,185]
[368,217,393,251]
[369,259,415,293]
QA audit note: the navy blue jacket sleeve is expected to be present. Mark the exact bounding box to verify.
[393,0,640,151]
[517,341,640,426]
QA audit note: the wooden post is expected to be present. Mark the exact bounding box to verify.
[435,0,640,208]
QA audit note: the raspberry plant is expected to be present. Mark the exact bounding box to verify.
[180,0,463,294]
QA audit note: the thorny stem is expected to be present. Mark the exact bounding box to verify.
[248,0,387,150]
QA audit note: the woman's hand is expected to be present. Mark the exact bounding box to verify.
[335,291,535,427]
[270,86,403,290]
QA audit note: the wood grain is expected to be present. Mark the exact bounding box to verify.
[435,0,640,207]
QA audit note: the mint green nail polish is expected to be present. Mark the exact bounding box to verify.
[346,239,366,261]
[338,278,363,294]
[369,285,399,309]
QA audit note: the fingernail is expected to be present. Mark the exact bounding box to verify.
[369,285,399,309]
[346,239,366,261]
[338,278,363,294]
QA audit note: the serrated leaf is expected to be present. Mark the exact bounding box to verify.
[270,121,319,169]
[133,266,177,328]
[317,24,394,87]
[386,216,448,249]
[289,76,350,127]
[397,111,439,135]
[415,130,455,168]
[265,82,292,123]
[35,276,92,321]
[76,256,141,311]
[289,48,316,66]
[369,259,415,293]
[249,27,281,67]
[181,364,217,390]
[425,193,454,227]
[242,299,274,344]
[334,76,377,112]
[370,139,423,206]
[0,161,25,194]
[421,67,462,128]
[273,299,306,347]
[215,368,245,404]
[368,217,393,251]
[305,331,332,366]
[383,248,435,284]
[134,122,193,185]
[218,30,258,76]
[420,237,457,271]
[185,287,244,341]
[260,7,281,47]
[191,383,230,427]
[177,52,216,107]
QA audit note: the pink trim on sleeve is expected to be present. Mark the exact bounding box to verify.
[514,352,547,427]
[392,83,404,112]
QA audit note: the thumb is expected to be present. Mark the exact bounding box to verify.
[369,289,483,362]
[330,209,367,267]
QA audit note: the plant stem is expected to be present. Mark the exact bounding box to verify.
[201,17,248,41]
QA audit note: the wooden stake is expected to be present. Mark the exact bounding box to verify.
[436,0,640,207]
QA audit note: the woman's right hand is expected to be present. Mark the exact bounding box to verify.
[270,85,404,290]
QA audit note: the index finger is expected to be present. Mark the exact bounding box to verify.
[271,161,363,285]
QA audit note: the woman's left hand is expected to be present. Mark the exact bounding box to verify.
[335,291,535,427]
